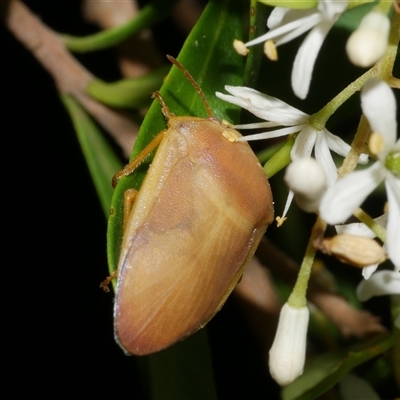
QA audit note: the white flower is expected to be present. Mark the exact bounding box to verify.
[239,1,348,98]
[346,11,390,67]
[269,302,309,386]
[356,270,400,301]
[216,85,367,216]
[336,214,388,279]
[320,79,400,272]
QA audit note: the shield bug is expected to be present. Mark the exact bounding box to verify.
[105,56,274,355]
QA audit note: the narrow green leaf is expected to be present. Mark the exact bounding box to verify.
[87,65,170,109]
[60,94,122,216]
[62,0,179,53]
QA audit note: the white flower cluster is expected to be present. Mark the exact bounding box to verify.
[220,0,398,387]
[236,1,390,98]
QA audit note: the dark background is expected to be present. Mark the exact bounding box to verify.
[3,1,398,398]
[2,1,276,398]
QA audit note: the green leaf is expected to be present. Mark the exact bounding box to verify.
[282,331,398,400]
[60,94,122,217]
[62,0,179,53]
[87,65,170,109]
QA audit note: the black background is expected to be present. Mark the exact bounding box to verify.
[2,1,276,398]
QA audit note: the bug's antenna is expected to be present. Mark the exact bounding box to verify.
[166,55,213,119]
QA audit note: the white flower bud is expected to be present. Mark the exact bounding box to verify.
[269,303,309,386]
[346,11,390,67]
[284,158,327,213]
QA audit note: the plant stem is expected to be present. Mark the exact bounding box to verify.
[288,217,327,308]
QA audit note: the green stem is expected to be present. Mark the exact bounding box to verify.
[243,0,269,87]
[378,7,400,83]
[288,217,327,308]
[309,68,376,129]
[62,0,178,53]
[338,115,371,178]
[353,208,387,243]
[263,134,296,178]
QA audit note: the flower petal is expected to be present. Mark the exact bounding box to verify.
[291,0,347,99]
[282,190,295,219]
[246,8,319,47]
[275,14,321,46]
[335,213,388,237]
[291,19,334,99]
[267,7,288,28]
[319,163,385,224]
[237,125,306,142]
[318,0,348,19]
[314,132,338,186]
[362,264,379,279]
[361,79,397,152]
[291,125,317,159]
[217,86,308,125]
[234,121,281,129]
[356,270,400,301]
[323,129,351,157]
[385,174,400,271]
[268,7,312,29]
[324,130,369,164]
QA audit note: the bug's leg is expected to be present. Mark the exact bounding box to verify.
[100,188,138,292]
[100,272,117,292]
[123,188,137,233]
[112,130,166,187]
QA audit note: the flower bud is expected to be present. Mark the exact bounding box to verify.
[346,11,390,67]
[317,234,386,268]
[269,302,309,386]
[284,158,327,213]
